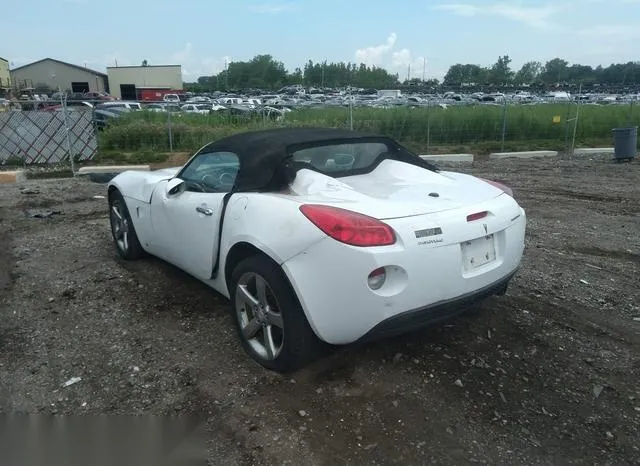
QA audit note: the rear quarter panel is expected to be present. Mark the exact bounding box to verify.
[214,193,327,296]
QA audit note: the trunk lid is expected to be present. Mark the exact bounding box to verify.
[288,159,505,219]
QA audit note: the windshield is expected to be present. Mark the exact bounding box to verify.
[290,141,394,176]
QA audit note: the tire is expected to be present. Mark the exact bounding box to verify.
[230,255,323,372]
[108,190,145,260]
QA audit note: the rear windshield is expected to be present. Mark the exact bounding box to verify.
[290,141,393,176]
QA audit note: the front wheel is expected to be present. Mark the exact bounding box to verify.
[230,255,323,372]
[109,190,145,260]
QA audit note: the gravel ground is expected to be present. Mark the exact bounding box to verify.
[1,155,639,465]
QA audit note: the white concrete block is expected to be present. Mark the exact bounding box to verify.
[420,154,474,162]
[489,150,558,159]
[77,165,150,174]
[572,147,615,156]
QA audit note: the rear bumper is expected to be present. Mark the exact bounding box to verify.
[356,270,516,343]
[281,202,526,345]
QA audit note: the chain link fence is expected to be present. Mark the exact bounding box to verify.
[1,97,638,168]
[0,98,98,169]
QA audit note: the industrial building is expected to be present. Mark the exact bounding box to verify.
[106,64,183,100]
[10,58,108,94]
[0,57,10,96]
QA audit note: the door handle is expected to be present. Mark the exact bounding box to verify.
[196,206,214,216]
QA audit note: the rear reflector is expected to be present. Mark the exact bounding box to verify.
[367,267,386,290]
[467,211,488,222]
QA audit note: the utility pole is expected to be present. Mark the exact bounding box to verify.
[422,57,426,82]
[407,64,411,82]
[225,59,229,90]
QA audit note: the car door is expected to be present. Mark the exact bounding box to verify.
[150,150,240,280]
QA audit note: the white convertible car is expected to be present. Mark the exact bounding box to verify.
[107,128,526,372]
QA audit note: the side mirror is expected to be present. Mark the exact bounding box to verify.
[166,177,185,196]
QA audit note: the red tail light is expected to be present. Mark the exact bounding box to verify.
[479,178,514,197]
[299,204,396,247]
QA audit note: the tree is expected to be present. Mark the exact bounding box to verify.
[540,58,570,85]
[444,64,488,86]
[489,55,513,85]
[190,55,640,92]
[566,64,595,84]
[443,64,465,86]
[300,60,398,88]
[514,61,542,85]
[288,67,303,84]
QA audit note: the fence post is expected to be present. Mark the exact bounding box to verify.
[569,82,583,158]
[349,94,354,131]
[426,100,431,154]
[60,91,75,175]
[167,107,173,152]
[500,98,507,153]
[563,102,572,156]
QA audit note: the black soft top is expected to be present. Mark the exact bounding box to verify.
[194,127,436,192]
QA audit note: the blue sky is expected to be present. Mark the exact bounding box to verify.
[4,0,640,81]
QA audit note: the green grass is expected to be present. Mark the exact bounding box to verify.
[97,103,639,155]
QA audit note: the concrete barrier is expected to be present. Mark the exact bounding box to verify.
[0,170,26,184]
[572,147,615,156]
[420,154,474,162]
[77,165,151,174]
[489,150,558,159]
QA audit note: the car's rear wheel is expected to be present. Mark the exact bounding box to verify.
[109,190,144,260]
[230,255,322,372]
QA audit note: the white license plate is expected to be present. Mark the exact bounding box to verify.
[461,235,496,271]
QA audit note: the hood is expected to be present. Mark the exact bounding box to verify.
[288,159,505,219]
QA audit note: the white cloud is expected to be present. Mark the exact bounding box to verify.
[391,49,412,68]
[89,44,231,80]
[355,33,397,66]
[164,43,231,79]
[355,34,434,79]
[435,3,480,17]
[195,55,232,77]
[247,2,295,14]
[578,24,640,38]
[433,2,564,28]
[171,42,193,64]
[392,50,430,79]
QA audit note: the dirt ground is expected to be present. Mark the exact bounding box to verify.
[1,155,639,465]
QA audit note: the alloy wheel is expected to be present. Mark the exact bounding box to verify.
[110,201,129,253]
[235,272,285,360]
